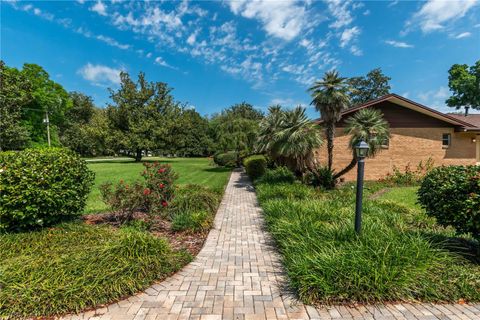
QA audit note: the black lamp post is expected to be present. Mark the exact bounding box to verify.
[354,140,369,234]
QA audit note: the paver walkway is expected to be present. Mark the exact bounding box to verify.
[64,169,480,320]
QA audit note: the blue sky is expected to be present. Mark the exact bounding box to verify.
[2,0,479,117]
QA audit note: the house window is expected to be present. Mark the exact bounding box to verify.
[442,133,451,148]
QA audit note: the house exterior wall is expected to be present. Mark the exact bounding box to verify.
[314,127,477,181]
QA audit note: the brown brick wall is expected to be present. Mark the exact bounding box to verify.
[314,128,478,181]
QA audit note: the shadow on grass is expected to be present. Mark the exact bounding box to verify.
[202,167,233,173]
[419,231,480,264]
[86,159,177,164]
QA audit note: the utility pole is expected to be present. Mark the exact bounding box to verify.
[43,111,51,147]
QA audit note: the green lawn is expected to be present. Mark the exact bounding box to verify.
[378,186,420,211]
[85,157,231,213]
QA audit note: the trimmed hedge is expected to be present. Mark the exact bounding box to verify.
[418,165,480,242]
[243,155,267,180]
[256,166,296,185]
[213,151,238,167]
[0,148,95,232]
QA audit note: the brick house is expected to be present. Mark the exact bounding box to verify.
[314,94,480,181]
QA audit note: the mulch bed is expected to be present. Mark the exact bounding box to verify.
[82,212,208,256]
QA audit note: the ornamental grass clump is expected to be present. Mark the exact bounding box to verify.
[256,181,480,304]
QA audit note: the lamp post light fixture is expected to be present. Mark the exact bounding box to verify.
[354,140,369,234]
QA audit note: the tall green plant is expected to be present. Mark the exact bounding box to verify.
[256,106,322,174]
[334,108,389,179]
[309,70,351,170]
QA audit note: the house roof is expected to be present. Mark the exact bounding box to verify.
[447,113,480,129]
[314,93,479,130]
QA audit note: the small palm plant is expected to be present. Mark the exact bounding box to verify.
[309,70,351,170]
[256,106,323,174]
[333,108,390,179]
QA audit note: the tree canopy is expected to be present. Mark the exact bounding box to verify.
[348,68,391,106]
[446,60,480,111]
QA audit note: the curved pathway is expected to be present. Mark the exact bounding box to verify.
[64,170,480,320]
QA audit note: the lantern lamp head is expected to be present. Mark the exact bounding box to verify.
[355,140,370,158]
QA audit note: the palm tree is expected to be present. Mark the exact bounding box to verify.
[309,70,351,170]
[333,108,390,179]
[256,106,323,174]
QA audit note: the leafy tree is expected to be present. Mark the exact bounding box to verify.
[446,60,480,111]
[309,70,351,170]
[107,71,178,161]
[0,61,31,150]
[19,63,71,147]
[210,102,263,157]
[348,68,391,105]
[256,106,323,174]
[334,108,390,179]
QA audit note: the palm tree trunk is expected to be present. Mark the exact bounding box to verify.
[326,124,335,170]
[333,156,357,180]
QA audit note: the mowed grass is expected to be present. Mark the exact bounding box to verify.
[255,180,480,304]
[85,157,231,213]
[0,223,191,318]
[378,186,420,211]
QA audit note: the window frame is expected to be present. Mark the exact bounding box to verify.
[442,133,451,148]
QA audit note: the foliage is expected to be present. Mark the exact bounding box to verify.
[304,165,337,190]
[100,180,147,223]
[106,71,179,161]
[256,106,323,174]
[168,184,221,219]
[0,61,31,150]
[171,211,213,233]
[348,68,391,105]
[141,162,178,216]
[213,151,238,167]
[256,167,296,185]
[334,108,390,179]
[0,223,190,317]
[418,165,480,242]
[446,60,480,111]
[381,158,434,186]
[0,148,94,232]
[255,180,480,304]
[243,155,267,180]
[309,70,351,170]
[210,102,263,156]
[85,158,231,214]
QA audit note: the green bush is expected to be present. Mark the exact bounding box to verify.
[213,151,238,167]
[100,181,146,223]
[168,184,221,218]
[0,148,94,232]
[418,165,480,242]
[256,166,295,185]
[0,223,190,317]
[304,165,337,190]
[171,211,213,232]
[243,155,267,180]
[256,181,480,304]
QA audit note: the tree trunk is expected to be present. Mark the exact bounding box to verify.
[333,156,357,180]
[326,123,335,170]
[135,149,142,162]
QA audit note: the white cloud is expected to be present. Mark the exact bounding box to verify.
[90,1,107,16]
[455,32,472,39]
[154,57,177,70]
[96,35,130,50]
[418,86,451,112]
[340,26,360,47]
[350,45,362,56]
[385,40,414,48]
[327,0,353,29]
[227,0,307,41]
[78,63,122,86]
[408,0,478,33]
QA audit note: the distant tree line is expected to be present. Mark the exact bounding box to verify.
[0,60,395,161]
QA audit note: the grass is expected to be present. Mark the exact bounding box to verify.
[378,186,420,211]
[0,223,191,318]
[255,180,480,304]
[85,157,231,213]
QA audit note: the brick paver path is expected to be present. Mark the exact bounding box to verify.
[64,169,480,320]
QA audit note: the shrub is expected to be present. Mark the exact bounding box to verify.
[141,162,178,216]
[304,165,337,190]
[256,166,295,185]
[243,155,267,180]
[213,151,238,167]
[168,184,220,218]
[171,211,213,232]
[100,181,146,223]
[418,165,480,242]
[381,158,434,186]
[0,148,94,232]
